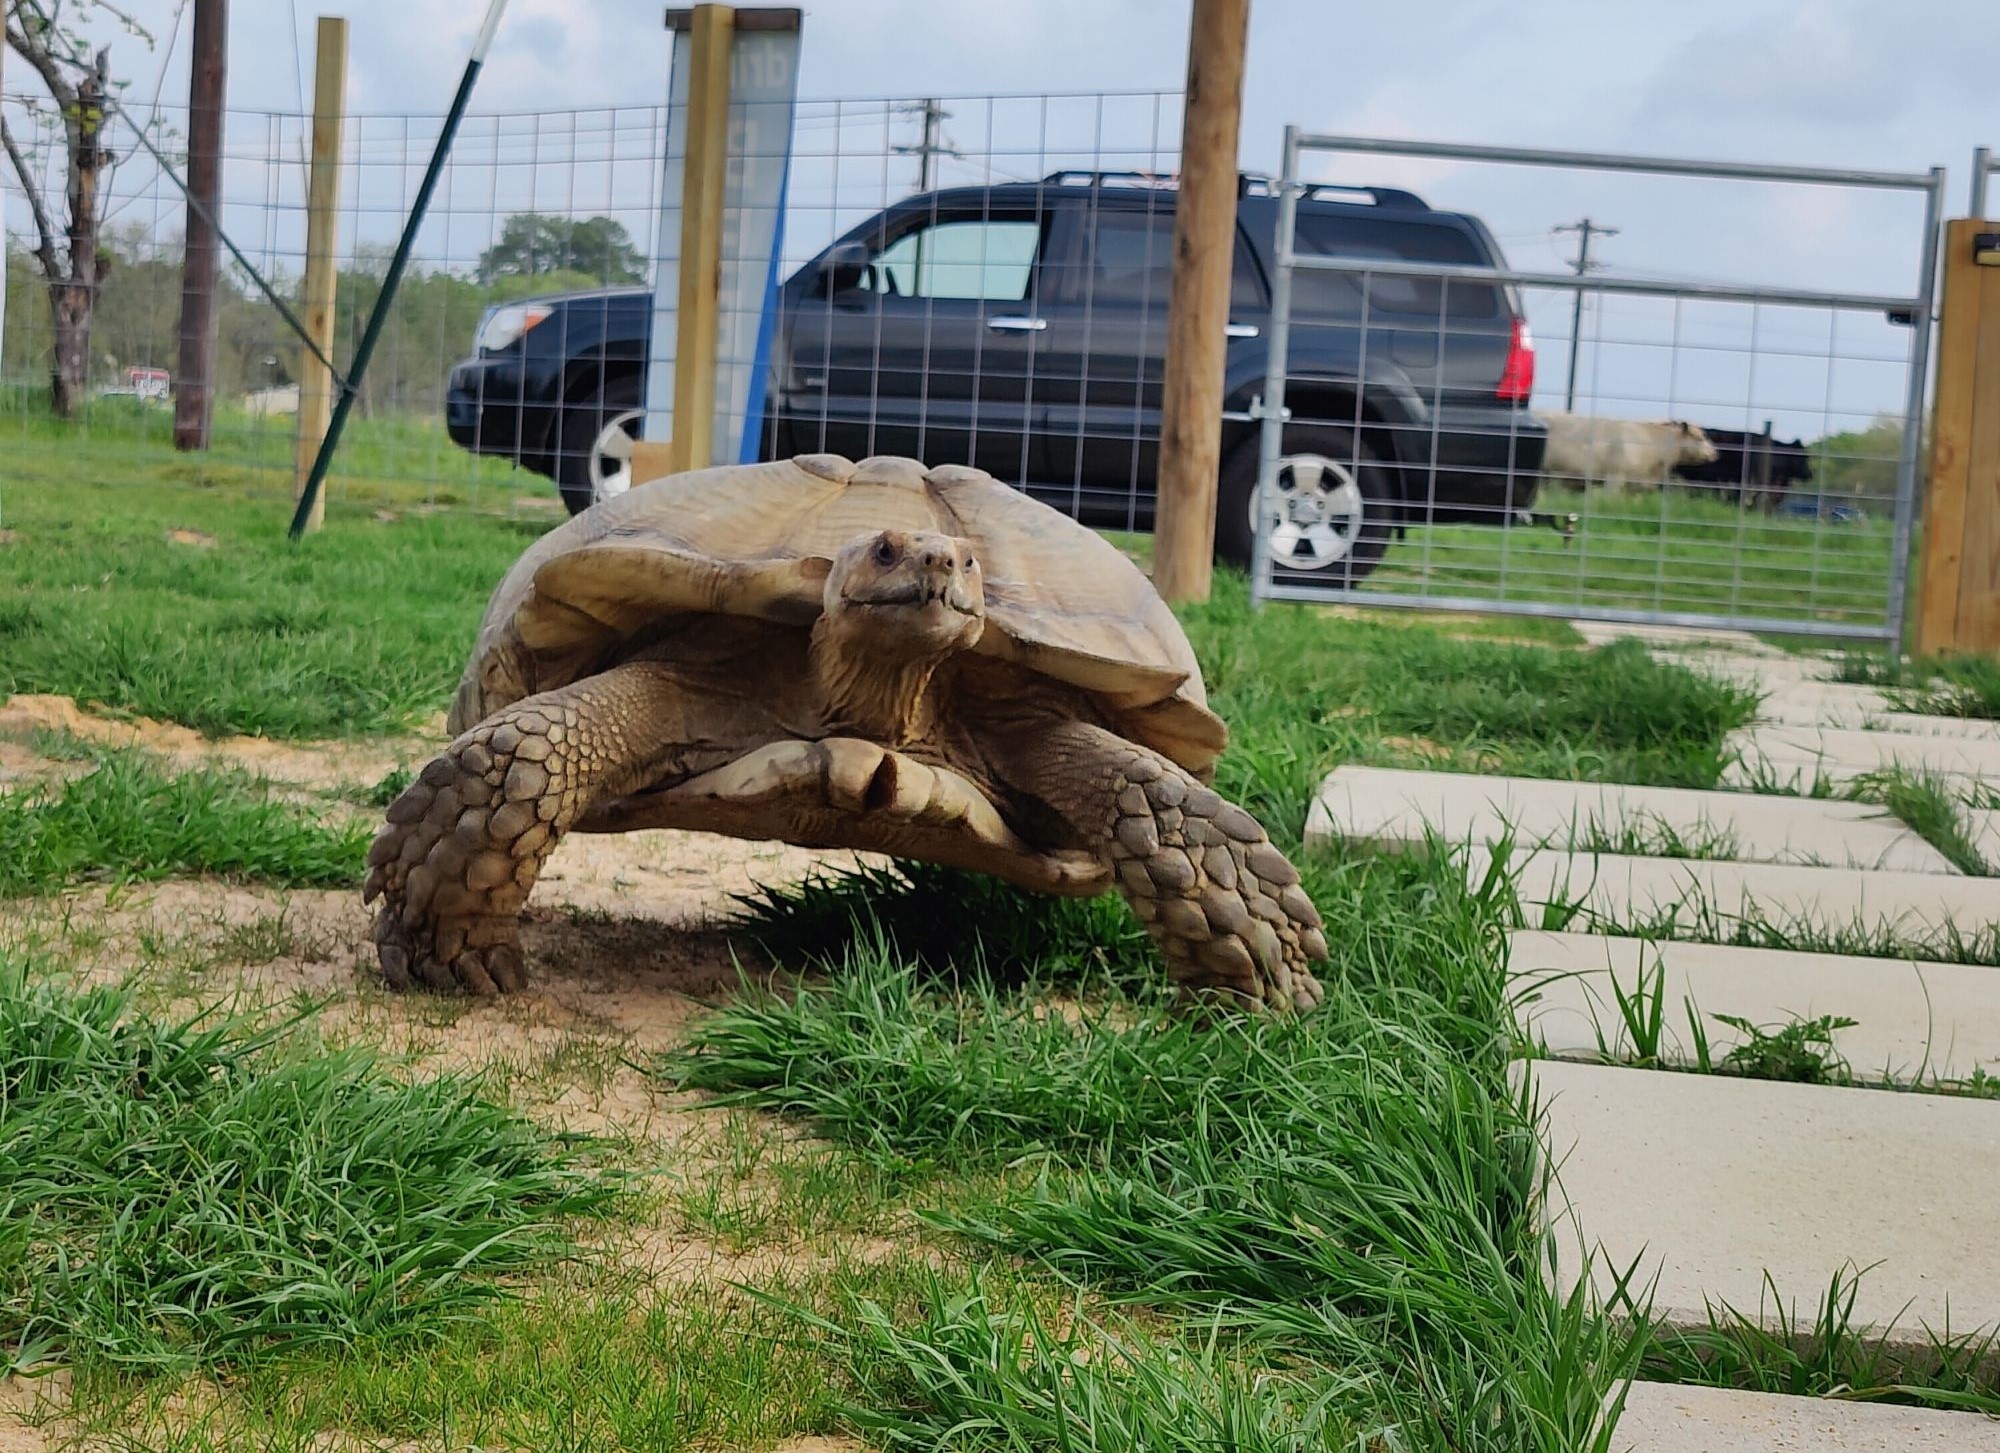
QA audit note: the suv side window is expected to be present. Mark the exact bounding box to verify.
[861,218,1040,301]
[1064,209,1264,311]
[1291,215,1498,321]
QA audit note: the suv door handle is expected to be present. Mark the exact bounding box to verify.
[986,315,1048,332]
[1225,321,1260,338]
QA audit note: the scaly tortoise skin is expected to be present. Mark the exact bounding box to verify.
[364,454,1326,1011]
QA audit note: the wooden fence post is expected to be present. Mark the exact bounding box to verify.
[1914,218,2000,655]
[292,16,348,533]
[1151,0,1251,605]
[665,3,733,475]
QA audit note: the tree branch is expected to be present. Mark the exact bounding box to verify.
[6,15,81,109]
[0,110,62,281]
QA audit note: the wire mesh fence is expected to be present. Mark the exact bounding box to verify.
[0,81,1948,638]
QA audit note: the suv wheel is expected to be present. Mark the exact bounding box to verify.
[556,375,643,516]
[1214,426,1394,584]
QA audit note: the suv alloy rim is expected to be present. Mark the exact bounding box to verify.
[588,409,643,503]
[1251,452,1364,571]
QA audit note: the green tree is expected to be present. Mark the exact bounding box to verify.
[475,214,644,287]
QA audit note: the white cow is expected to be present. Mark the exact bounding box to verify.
[1539,413,1719,489]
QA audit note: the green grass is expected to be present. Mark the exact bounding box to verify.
[0,445,535,739]
[1838,651,2000,721]
[1378,484,1897,630]
[0,962,614,1371]
[669,847,1648,1452]
[728,861,1157,992]
[0,752,367,894]
[1182,584,1759,834]
[0,392,532,503]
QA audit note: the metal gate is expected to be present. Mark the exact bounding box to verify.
[1249,130,1946,643]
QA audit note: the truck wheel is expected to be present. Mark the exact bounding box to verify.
[556,375,643,516]
[1214,426,1395,585]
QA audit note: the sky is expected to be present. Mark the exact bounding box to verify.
[5,0,1994,439]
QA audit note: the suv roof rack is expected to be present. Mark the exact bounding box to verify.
[1039,169,1428,210]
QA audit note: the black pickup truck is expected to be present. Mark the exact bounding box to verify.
[446,171,1546,584]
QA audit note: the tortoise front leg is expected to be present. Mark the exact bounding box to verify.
[1008,723,1327,1012]
[363,661,695,994]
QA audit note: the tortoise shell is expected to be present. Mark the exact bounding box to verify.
[448,454,1226,772]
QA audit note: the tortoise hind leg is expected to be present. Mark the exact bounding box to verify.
[364,660,696,994]
[1004,722,1327,1012]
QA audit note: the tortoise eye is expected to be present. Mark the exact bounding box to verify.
[873,538,897,567]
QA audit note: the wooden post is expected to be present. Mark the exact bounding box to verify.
[291,16,348,533]
[173,0,228,451]
[1915,218,2000,656]
[1152,0,1250,604]
[666,3,733,475]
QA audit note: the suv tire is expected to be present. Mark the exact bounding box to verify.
[1214,425,1395,585]
[556,373,644,516]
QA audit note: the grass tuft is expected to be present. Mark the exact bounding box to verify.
[728,861,1155,991]
[0,963,613,1371]
[0,752,366,894]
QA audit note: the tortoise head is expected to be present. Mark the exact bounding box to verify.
[821,528,986,657]
[812,529,986,743]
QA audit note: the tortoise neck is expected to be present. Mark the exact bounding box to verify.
[809,620,951,745]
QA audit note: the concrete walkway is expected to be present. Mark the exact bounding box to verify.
[1511,930,2000,1085]
[1310,766,1953,871]
[1314,623,2000,1446]
[1485,848,2000,946]
[1616,1381,2000,1451]
[1539,1060,2000,1355]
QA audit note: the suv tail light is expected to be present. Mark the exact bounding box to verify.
[1496,316,1535,402]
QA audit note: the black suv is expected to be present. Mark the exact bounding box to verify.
[446,172,1545,582]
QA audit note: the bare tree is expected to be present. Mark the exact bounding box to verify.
[2,1,147,415]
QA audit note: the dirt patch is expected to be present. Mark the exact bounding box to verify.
[165,528,218,548]
[0,530,20,547]
[0,1374,67,1453]
[0,693,419,792]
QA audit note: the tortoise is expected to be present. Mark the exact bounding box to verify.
[364,454,1326,1011]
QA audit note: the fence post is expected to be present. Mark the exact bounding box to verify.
[291,16,348,533]
[663,3,733,476]
[172,0,228,451]
[1913,218,2000,655]
[1152,0,1250,605]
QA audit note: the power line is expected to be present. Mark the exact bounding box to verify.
[1554,217,1618,412]
[891,98,958,192]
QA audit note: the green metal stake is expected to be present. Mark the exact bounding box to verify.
[289,0,510,539]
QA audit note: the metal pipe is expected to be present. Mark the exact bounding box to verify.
[1974,146,1992,219]
[289,0,510,538]
[1256,584,1899,641]
[1247,125,1302,611]
[1883,166,1946,653]
[1292,131,1936,192]
[1284,253,1918,315]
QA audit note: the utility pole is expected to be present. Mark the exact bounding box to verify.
[1555,217,1616,413]
[1153,0,1250,605]
[893,98,956,192]
[173,0,228,451]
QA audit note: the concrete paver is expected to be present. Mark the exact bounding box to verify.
[1662,652,1841,689]
[1575,622,1782,653]
[1727,725,2000,789]
[1536,1059,2000,1350]
[1308,766,1954,872]
[1482,848,2000,946]
[1510,930,2000,1084]
[1615,1380,2000,1451]
[1757,683,2000,740]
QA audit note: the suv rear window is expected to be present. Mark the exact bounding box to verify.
[1291,215,1499,322]
[1058,210,1264,312]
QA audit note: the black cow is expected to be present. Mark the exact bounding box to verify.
[1671,425,1812,507]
